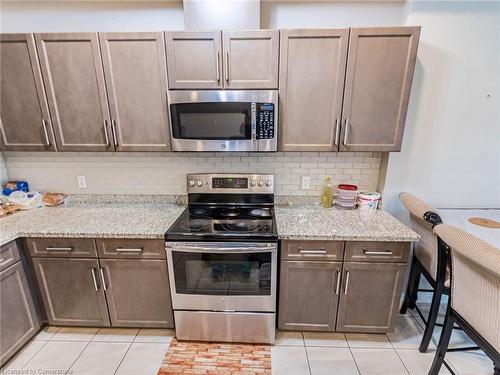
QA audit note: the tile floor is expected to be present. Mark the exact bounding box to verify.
[1,304,495,375]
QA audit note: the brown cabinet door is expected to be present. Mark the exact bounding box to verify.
[0,262,41,367]
[35,33,113,151]
[340,27,420,152]
[336,262,406,333]
[278,261,341,331]
[222,30,279,89]
[100,32,171,151]
[279,29,349,151]
[0,34,56,151]
[32,257,110,327]
[26,238,97,258]
[96,238,166,259]
[100,259,174,328]
[165,31,222,89]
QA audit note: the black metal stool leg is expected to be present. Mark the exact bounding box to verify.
[429,312,454,375]
[419,280,445,352]
[494,363,500,375]
[400,262,417,314]
[409,268,421,309]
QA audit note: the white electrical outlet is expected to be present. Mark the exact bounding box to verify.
[301,176,310,190]
[77,175,87,189]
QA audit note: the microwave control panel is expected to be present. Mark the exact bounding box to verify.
[256,103,275,140]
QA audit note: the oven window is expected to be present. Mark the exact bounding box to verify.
[171,251,272,296]
[170,102,251,140]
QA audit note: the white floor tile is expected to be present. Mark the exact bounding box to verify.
[92,328,139,342]
[387,315,435,350]
[23,341,88,373]
[1,340,48,370]
[351,348,408,375]
[133,328,175,343]
[68,341,130,375]
[51,327,99,341]
[396,349,452,375]
[303,332,348,348]
[346,333,392,349]
[271,345,310,375]
[307,347,359,375]
[446,350,495,375]
[275,331,304,346]
[116,342,170,375]
[33,326,60,341]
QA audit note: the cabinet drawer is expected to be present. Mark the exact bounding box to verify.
[282,240,344,261]
[26,238,97,258]
[345,242,409,263]
[96,239,165,259]
[0,241,21,272]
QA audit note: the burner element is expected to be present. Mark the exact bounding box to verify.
[190,207,210,216]
[220,208,241,217]
[248,208,272,218]
[222,221,262,232]
[181,218,211,232]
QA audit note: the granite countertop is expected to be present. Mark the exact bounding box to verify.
[0,200,419,246]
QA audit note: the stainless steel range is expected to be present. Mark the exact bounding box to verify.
[165,173,277,344]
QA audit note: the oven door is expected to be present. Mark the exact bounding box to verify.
[166,241,277,312]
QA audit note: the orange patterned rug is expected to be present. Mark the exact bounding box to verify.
[157,338,271,375]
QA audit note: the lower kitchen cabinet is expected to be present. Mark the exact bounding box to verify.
[32,257,110,327]
[0,261,41,367]
[336,262,406,333]
[279,261,342,331]
[100,259,174,328]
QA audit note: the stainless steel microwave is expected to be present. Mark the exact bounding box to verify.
[167,90,278,152]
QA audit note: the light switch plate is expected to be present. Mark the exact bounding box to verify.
[301,176,310,190]
[77,175,87,189]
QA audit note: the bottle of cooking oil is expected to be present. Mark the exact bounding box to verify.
[321,176,333,208]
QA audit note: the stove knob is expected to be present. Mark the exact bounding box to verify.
[258,180,264,187]
[189,180,195,187]
[196,180,203,187]
[265,180,272,187]
[250,180,256,187]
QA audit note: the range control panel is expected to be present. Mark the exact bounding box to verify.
[187,174,274,194]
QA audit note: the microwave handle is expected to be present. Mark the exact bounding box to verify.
[251,103,257,141]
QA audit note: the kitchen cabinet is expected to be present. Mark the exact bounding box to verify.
[279,261,342,331]
[99,32,171,151]
[32,257,110,326]
[165,31,222,89]
[0,242,40,367]
[278,29,349,151]
[35,33,113,151]
[100,259,174,328]
[336,262,406,333]
[96,238,166,259]
[26,237,98,258]
[0,34,56,151]
[340,27,420,152]
[222,30,279,89]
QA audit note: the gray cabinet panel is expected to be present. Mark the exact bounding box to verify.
[96,238,165,259]
[336,262,405,333]
[345,241,409,263]
[340,27,420,151]
[32,257,110,327]
[278,261,341,331]
[35,33,112,151]
[100,32,170,151]
[0,240,21,271]
[0,261,40,367]
[0,34,56,151]
[282,240,344,262]
[26,238,97,258]
[100,259,173,328]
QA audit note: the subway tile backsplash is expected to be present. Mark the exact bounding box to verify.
[3,152,381,196]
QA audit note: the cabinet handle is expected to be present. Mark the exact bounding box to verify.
[91,268,99,291]
[335,270,341,295]
[115,248,143,253]
[111,119,118,146]
[344,271,350,294]
[225,50,229,82]
[103,119,110,146]
[216,51,220,82]
[363,250,393,256]
[334,118,340,146]
[41,119,51,146]
[343,119,349,145]
[99,268,108,291]
[0,258,4,263]
[298,248,326,254]
[45,247,73,251]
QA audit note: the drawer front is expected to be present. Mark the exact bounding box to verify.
[96,239,165,259]
[345,242,409,263]
[0,241,21,272]
[282,240,344,261]
[26,238,97,258]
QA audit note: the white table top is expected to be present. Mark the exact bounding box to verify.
[437,209,500,249]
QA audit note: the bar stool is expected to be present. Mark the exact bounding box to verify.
[430,224,499,375]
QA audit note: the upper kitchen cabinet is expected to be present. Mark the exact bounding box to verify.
[35,33,113,151]
[340,27,420,152]
[165,31,222,89]
[279,29,349,151]
[222,30,279,89]
[99,32,170,151]
[0,34,56,151]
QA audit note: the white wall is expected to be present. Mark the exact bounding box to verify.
[0,152,8,185]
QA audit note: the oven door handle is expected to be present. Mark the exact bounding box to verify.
[166,246,276,254]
